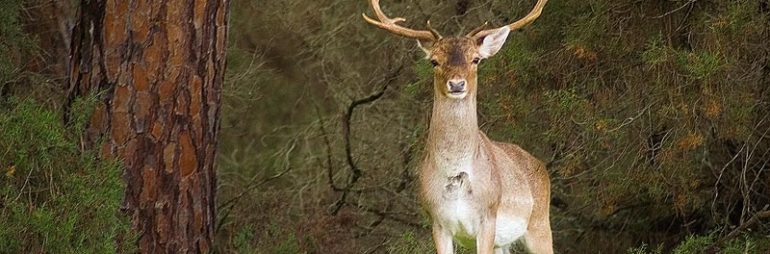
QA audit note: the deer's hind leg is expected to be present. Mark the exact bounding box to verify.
[523,217,552,254]
[522,185,552,253]
[523,162,553,254]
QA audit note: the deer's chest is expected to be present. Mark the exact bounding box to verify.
[421,153,497,240]
[436,194,480,246]
[429,167,488,244]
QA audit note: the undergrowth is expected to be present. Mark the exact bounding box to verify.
[0,97,132,253]
[0,1,131,252]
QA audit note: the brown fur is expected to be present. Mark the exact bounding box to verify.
[417,37,553,254]
[429,38,479,98]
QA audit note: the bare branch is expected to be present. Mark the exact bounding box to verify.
[330,65,404,215]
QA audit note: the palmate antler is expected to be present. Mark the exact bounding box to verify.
[467,0,549,39]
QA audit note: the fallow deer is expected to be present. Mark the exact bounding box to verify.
[363,0,552,253]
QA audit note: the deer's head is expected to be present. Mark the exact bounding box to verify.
[363,0,547,100]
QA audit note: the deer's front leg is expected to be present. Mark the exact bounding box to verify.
[432,223,454,254]
[476,214,497,254]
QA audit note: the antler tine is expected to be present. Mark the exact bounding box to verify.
[469,0,548,38]
[362,0,438,42]
[426,20,443,39]
[465,21,489,37]
[507,0,548,30]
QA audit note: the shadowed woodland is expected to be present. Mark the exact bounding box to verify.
[1,0,770,253]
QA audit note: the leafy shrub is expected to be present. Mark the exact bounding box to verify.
[0,97,132,253]
[0,2,130,251]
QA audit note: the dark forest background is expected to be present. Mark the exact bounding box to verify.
[2,0,770,253]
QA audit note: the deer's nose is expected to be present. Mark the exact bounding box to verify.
[448,80,466,93]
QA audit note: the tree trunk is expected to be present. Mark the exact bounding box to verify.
[66,0,229,253]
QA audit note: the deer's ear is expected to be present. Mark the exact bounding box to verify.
[417,40,434,58]
[477,26,510,59]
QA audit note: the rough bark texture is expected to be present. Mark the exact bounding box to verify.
[66,0,229,253]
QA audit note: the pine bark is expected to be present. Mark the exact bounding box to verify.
[66,0,229,253]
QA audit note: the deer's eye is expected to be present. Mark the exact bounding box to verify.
[430,59,439,67]
[472,57,481,65]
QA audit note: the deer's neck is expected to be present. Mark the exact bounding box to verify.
[427,86,480,172]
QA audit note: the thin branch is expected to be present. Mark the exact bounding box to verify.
[331,65,403,215]
[710,206,770,251]
[607,101,657,132]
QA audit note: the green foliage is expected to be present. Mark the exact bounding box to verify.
[721,236,758,254]
[406,61,434,98]
[680,233,768,254]
[671,233,716,254]
[0,3,130,251]
[562,1,610,55]
[0,98,132,253]
[628,243,663,254]
[67,94,100,135]
[631,234,765,254]
[641,35,670,67]
[233,225,256,253]
[677,50,722,81]
[0,1,132,250]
